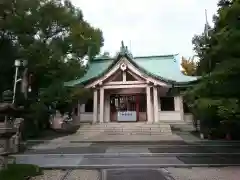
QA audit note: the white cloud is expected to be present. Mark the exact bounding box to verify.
[71,0,219,57]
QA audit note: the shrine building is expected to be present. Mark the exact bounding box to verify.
[65,42,198,124]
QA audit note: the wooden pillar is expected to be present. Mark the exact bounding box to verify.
[93,89,98,123]
[146,86,153,123]
[136,94,139,121]
[153,86,159,123]
[99,88,104,123]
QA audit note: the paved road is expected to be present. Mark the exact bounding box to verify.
[13,140,240,169]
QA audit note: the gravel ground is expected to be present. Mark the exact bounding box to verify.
[30,170,100,180]
[31,170,66,180]
[66,170,100,180]
[166,167,240,180]
[30,168,240,180]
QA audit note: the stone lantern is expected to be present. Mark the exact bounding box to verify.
[0,91,23,169]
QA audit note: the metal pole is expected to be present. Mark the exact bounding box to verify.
[205,9,209,37]
[12,66,19,104]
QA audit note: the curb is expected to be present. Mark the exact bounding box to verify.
[12,152,240,158]
[39,164,240,170]
[23,140,240,143]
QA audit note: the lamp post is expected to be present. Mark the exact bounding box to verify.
[12,59,27,104]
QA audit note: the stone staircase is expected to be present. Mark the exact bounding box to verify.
[78,123,172,136]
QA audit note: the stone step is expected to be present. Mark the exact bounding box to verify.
[78,123,172,135]
[78,130,171,133]
[78,130,172,134]
[78,127,172,130]
[81,125,172,127]
[79,128,171,131]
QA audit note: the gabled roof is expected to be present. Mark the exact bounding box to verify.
[65,53,198,87]
[65,42,199,87]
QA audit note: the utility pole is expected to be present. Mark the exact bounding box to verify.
[204,9,211,73]
[205,9,209,38]
[129,40,132,52]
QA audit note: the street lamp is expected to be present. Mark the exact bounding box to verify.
[12,59,27,104]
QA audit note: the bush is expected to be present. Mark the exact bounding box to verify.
[0,164,42,180]
[22,102,50,139]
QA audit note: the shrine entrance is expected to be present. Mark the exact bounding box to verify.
[110,94,147,122]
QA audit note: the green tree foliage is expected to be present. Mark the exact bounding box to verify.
[186,0,240,138]
[0,0,103,100]
[0,0,104,137]
[1,0,103,90]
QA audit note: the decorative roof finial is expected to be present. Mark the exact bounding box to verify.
[119,41,133,58]
[120,41,125,54]
[121,40,124,48]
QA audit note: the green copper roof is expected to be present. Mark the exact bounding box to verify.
[65,58,113,87]
[65,53,198,87]
[132,55,198,84]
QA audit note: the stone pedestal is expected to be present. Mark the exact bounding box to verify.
[0,122,17,170]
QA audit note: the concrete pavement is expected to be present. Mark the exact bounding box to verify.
[17,123,240,179]
[13,140,240,168]
[15,137,240,180]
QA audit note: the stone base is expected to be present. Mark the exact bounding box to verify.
[0,155,11,170]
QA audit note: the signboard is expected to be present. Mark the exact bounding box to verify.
[117,111,137,122]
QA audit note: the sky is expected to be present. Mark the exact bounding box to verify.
[71,0,219,58]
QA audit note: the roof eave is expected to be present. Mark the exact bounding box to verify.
[64,53,201,88]
[173,79,200,87]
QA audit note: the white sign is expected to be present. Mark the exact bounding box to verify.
[117,111,137,122]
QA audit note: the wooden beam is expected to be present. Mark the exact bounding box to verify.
[105,81,146,85]
[103,84,147,89]
[127,70,145,81]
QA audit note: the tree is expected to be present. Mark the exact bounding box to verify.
[0,0,104,137]
[185,0,240,139]
[181,56,197,76]
[0,0,103,93]
[192,24,212,75]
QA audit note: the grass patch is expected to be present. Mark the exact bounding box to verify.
[0,164,42,180]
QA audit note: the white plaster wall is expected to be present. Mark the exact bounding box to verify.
[79,113,93,122]
[184,113,194,123]
[158,111,182,121]
[79,113,101,123]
